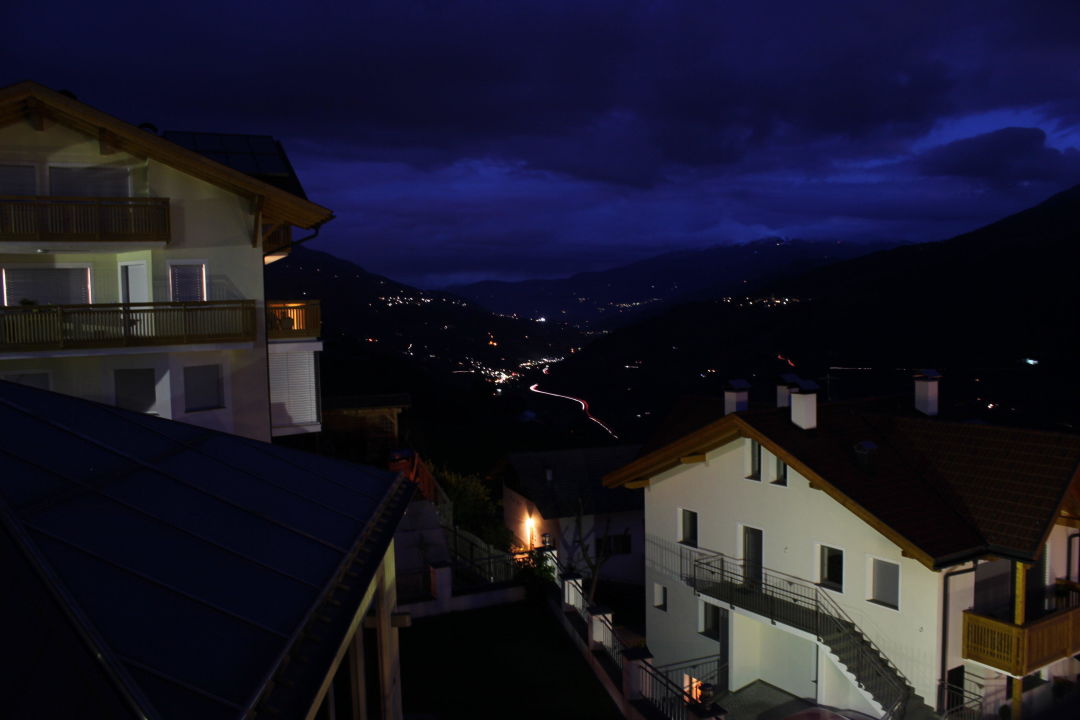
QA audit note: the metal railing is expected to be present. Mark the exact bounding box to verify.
[0,300,256,351]
[0,195,170,243]
[656,654,727,696]
[445,524,518,586]
[595,613,626,678]
[267,300,321,340]
[693,552,911,719]
[639,660,700,720]
[938,681,1004,720]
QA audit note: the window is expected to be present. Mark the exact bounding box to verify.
[114,369,156,413]
[49,165,130,197]
[653,583,668,611]
[595,534,631,557]
[870,558,900,609]
[700,601,721,640]
[819,546,844,592]
[0,164,37,195]
[680,508,698,547]
[184,364,223,412]
[747,439,761,480]
[169,262,207,302]
[772,457,788,486]
[1,266,91,306]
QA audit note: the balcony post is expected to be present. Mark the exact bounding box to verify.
[1012,561,1027,720]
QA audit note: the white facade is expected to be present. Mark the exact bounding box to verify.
[645,437,938,713]
[635,419,1080,719]
[0,95,325,441]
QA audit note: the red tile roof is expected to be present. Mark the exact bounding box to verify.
[607,397,1080,568]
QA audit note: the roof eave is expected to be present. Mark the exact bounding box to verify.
[0,81,333,229]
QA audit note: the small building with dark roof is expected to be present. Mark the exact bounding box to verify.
[501,445,644,586]
[0,380,412,720]
[604,379,1080,720]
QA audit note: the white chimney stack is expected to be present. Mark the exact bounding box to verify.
[724,379,751,415]
[776,373,800,408]
[914,369,942,417]
[790,379,819,430]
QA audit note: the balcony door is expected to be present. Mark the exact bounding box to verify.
[119,262,149,304]
[743,526,763,585]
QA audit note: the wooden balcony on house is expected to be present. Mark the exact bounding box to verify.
[0,300,255,352]
[0,196,171,244]
[267,300,321,340]
[962,582,1080,676]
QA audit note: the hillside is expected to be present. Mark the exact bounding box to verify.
[541,184,1080,439]
[447,238,894,327]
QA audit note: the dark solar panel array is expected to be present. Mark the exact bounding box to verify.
[162,131,306,198]
[0,380,400,719]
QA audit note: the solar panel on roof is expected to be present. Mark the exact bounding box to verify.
[222,135,252,152]
[248,136,278,153]
[194,134,226,152]
[255,154,289,174]
[223,153,260,173]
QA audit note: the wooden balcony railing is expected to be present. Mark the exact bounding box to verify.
[267,300,321,340]
[0,300,255,352]
[962,598,1080,676]
[0,196,170,243]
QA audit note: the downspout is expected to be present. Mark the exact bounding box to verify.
[1068,533,1079,583]
[939,560,979,712]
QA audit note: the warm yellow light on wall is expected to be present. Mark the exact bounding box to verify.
[524,515,535,548]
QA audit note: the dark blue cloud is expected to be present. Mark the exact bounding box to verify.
[2,1,1080,285]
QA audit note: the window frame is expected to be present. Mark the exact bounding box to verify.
[166,259,209,302]
[653,583,668,612]
[0,262,94,307]
[771,456,788,486]
[868,556,901,611]
[679,508,699,548]
[818,544,844,593]
[699,600,722,640]
[746,438,762,481]
[182,363,225,413]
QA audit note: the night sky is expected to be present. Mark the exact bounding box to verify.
[5,2,1080,288]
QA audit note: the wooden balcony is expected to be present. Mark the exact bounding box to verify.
[267,300,321,340]
[0,300,255,352]
[0,196,170,244]
[962,598,1080,676]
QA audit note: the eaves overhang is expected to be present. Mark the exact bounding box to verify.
[0,82,333,230]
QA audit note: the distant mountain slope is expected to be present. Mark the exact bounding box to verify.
[265,247,584,386]
[543,183,1080,438]
[447,238,895,326]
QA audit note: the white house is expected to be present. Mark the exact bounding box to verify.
[604,376,1080,720]
[0,82,330,441]
[502,445,644,588]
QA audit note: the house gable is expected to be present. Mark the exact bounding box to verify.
[0,82,332,233]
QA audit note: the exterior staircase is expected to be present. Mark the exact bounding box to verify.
[685,550,940,720]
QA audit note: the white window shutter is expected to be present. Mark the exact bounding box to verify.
[269,352,320,427]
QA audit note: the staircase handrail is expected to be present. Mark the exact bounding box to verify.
[694,552,911,719]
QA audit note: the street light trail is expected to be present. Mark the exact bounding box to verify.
[529,383,619,439]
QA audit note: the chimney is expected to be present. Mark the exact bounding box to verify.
[790,380,819,430]
[776,373,800,408]
[914,369,941,417]
[724,378,751,415]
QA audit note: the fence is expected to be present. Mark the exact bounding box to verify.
[0,300,256,351]
[267,300,321,339]
[0,195,170,243]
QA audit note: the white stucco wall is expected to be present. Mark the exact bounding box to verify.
[644,434,943,703]
[0,118,273,441]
